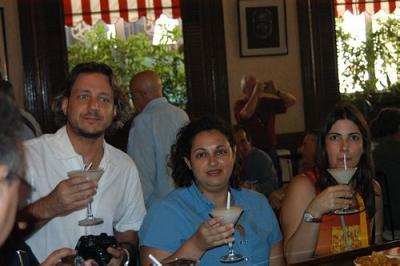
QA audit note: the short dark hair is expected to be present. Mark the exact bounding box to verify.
[0,79,15,100]
[169,115,241,189]
[233,124,251,142]
[52,62,132,135]
[316,102,375,218]
[370,107,400,140]
[0,93,25,183]
[305,129,320,137]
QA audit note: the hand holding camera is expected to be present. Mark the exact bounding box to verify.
[262,80,278,95]
[75,233,118,266]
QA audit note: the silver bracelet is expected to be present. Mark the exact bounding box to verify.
[122,247,130,266]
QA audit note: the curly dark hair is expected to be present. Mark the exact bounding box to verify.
[316,102,375,219]
[52,62,132,135]
[0,93,25,183]
[168,115,241,189]
[370,107,400,140]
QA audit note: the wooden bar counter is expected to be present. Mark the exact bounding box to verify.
[290,240,400,266]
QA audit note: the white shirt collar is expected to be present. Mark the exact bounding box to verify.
[48,126,112,169]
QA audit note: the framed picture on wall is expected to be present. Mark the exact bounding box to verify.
[238,0,288,57]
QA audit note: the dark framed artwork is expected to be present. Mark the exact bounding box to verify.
[0,8,8,80]
[238,0,288,57]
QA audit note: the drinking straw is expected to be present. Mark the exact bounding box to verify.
[84,162,93,171]
[148,254,162,266]
[340,216,351,250]
[226,191,231,209]
[343,154,347,170]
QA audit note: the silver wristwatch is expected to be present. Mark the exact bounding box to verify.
[303,211,322,223]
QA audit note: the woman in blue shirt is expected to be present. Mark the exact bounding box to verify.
[139,116,283,265]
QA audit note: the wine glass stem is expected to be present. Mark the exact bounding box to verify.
[87,203,94,220]
[228,242,234,255]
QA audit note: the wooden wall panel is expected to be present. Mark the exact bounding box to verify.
[297,0,339,130]
[181,0,230,122]
[18,0,68,133]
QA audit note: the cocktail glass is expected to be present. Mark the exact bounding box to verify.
[327,167,359,215]
[67,169,104,226]
[209,206,244,263]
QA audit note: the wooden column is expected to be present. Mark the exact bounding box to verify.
[181,0,231,121]
[297,0,339,130]
[18,0,68,133]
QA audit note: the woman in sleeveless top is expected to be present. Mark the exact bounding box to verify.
[280,103,383,264]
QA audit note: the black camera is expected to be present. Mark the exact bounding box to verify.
[75,233,118,266]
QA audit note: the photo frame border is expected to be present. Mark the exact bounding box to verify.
[238,0,288,57]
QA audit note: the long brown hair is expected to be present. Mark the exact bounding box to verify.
[316,102,375,218]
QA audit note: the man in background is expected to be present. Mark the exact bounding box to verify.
[234,74,296,186]
[297,130,319,172]
[0,79,42,140]
[233,124,278,197]
[268,130,319,210]
[128,70,189,208]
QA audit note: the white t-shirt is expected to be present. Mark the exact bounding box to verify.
[24,126,146,262]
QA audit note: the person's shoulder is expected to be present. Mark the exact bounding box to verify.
[250,147,272,161]
[20,109,42,135]
[154,100,188,117]
[148,188,188,212]
[164,105,189,121]
[234,97,247,105]
[24,132,54,149]
[372,178,382,195]
[106,142,136,165]
[237,187,268,204]
[286,173,316,194]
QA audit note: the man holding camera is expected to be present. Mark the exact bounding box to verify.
[234,74,296,186]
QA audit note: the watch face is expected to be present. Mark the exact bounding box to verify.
[304,211,321,223]
[304,212,314,222]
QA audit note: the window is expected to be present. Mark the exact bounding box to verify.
[335,2,400,94]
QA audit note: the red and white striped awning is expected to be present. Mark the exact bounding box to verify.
[64,0,181,27]
[335,0,400,17]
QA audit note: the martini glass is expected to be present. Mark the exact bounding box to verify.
[327,167,358,215]
[210,206,244,263]
[67,168,104,226]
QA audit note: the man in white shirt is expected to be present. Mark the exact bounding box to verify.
[127,70,189,208]
[19,62,146,264]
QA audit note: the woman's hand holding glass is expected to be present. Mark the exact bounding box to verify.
[189,216,235,253]
[307,185,354,217]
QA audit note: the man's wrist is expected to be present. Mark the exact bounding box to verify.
[119,242,136,265]
[121,247,130,266]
